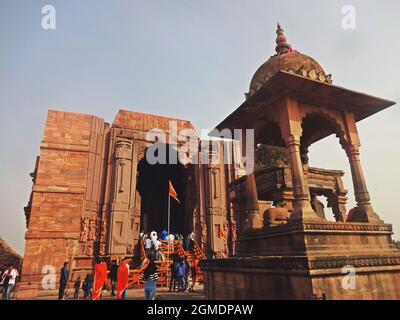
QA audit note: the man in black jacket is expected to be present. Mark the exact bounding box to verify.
[58,262,69,300]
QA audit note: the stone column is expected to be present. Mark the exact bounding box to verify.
[241,131,263,231]
[343,111,383,224]
[345,145,382,223]
[279,97,321,223]
[286,134,321,222]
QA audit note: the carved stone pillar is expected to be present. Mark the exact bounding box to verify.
[345,145,382,223]
[279,97,321,223]
[109,138,136,256]
[242,131,262,231]
[286,134,321,222]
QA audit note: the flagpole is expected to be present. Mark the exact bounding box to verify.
[167,183,171,287]
[168,187,171,244]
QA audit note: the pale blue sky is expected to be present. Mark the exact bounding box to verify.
[1,0,399,254]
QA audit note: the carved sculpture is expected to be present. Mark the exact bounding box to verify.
[80,218,89,243]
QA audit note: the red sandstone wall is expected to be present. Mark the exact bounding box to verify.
[21,110,107,286]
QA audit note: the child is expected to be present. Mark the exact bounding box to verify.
[73,277,81,299]
[82,274,92,299]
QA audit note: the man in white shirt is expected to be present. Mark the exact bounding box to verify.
[1,264,19,300]
[144,237,152,255]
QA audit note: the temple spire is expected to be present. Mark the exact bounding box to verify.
[275,23,291,54]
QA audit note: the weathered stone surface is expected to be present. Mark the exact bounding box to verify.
[19,109,234,298]
[201,24,399,300]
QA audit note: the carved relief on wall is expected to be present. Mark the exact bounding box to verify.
[100,220,107,243]
[80,218,90,243]
[79,217,107,257]
[88,220,96,241]
[115,140,133,193]
[115,140,133,161]
[201,223,207,252]
[99,243,107,256]
[86,244,93,257]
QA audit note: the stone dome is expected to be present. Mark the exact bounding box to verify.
[248,24,332,97]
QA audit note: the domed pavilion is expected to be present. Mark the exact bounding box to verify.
[201,23,400,300]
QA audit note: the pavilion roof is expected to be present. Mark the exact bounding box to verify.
[212,70,395,134]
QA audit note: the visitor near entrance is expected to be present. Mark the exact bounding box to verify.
[73,277,81,299]
[58,262,69,300]
[169,260,178,292]
[1,264,19,300]
[82,274,92,299]
[140,253,159,300]
[184,256,191,292]
[92,259,107,300]
[116,257,130,299]
[109,260,118,296]
[189,259,198,292]
[144,237,152,255]
[175,258,187,292]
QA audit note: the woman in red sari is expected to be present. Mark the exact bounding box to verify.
[116,257,131,299]
[92,259,108,300]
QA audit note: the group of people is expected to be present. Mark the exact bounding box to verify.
[169,256,198,293]
[0,264,19,300]
[58,262,94,300]
[140,230,196,253]
[56,229,199,300]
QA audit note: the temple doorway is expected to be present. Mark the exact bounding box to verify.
[136,144,187,234]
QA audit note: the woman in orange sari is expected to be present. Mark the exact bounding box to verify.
[92,259,107,300]
[116,257,130,299]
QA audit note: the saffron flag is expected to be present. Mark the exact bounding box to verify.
[92,261,107,300]
[169,180,180,204]
[219,226,226,240]
[116,260,130,299]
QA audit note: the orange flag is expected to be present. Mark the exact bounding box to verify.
[92,261,107,300]
[169,180,180,204]
[116,260,130,299]
[219,226,226,240]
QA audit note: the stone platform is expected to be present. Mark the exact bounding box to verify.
[200,221,400,300]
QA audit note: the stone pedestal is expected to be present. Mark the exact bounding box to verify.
[200,221,400,300]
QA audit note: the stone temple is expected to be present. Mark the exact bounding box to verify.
[18,24,399,299]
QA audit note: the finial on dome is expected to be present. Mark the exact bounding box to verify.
[275,23,291,54]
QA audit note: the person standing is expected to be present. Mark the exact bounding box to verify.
[183,257,191,292]
[1,264,19,300]
[92,258,107,300]
[175,258,186,292]
[116,257,130,299]
[168,260,177,292]
[189,231,195,251]
[161,229,168,241]
[82,274,93,299]
[73,277,81,299]
[144,236,152,256]
[58,262,69,300]
[189,259,198,292]
[155,247,165,262]
[139,253,159,300]
[109,260,118,296]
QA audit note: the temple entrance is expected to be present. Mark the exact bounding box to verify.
[136,144,187,234]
